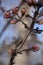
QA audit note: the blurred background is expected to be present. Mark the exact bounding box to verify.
[0,0,43,65]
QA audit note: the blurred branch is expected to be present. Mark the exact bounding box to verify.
[27,2,43,7]
[0,0,5,13]
[0,7,5,13]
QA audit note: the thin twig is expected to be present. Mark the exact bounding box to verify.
[17,30,32,51]
[18,48,31,53]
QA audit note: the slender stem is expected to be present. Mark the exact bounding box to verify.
[17,30,32,51]
[18,48,31,53]
[9,50,17,65]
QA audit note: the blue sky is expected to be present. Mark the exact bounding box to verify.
[34,23,43,42]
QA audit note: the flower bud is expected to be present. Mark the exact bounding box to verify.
[4,11,11,18]
[32,45,39,52]
[21,8,26,16]
[10,19,17,24]
[12,7,18,14]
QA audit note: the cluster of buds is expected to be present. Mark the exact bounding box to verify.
[4,7,26,24]
[4,7,19,19]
